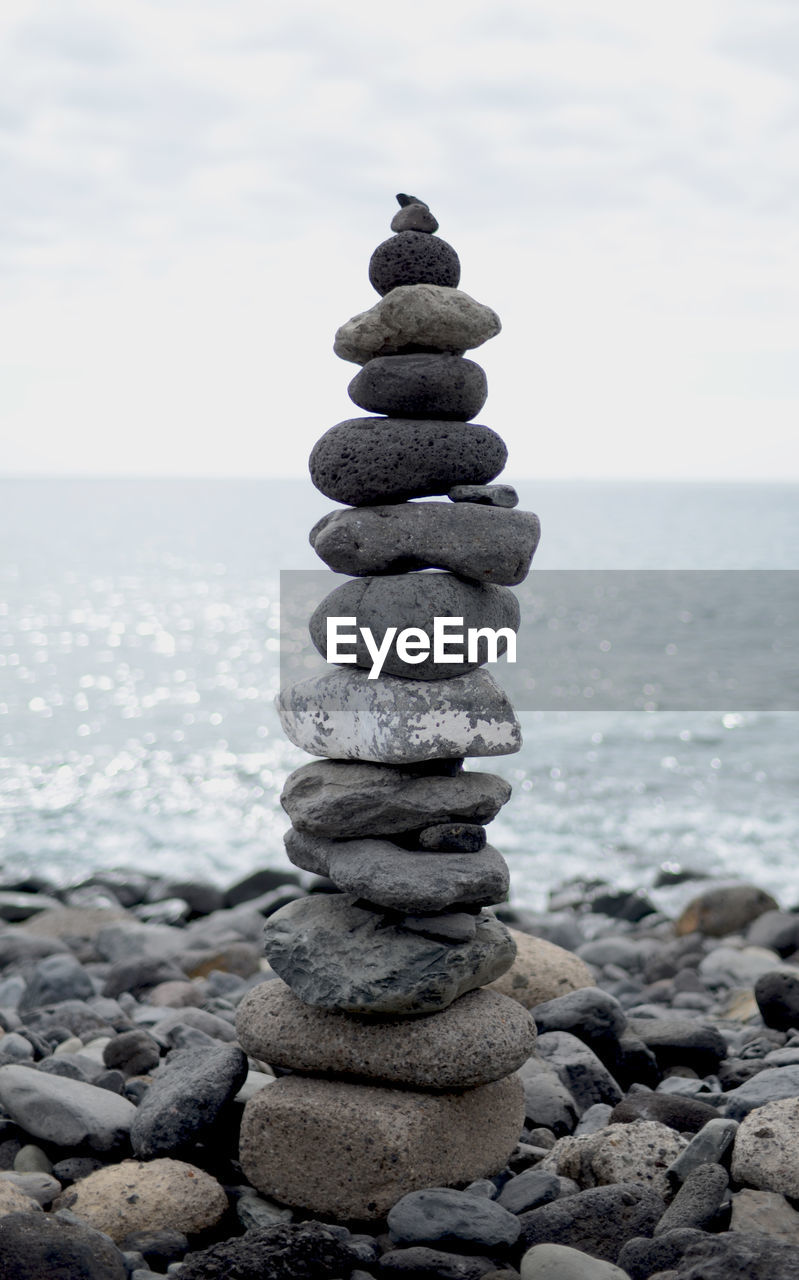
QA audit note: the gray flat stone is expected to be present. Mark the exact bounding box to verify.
[236,980,536,1089]
[276,668,521,764]
[285,829,509,913]
[309,572,519,680]
[262,893,516,1015]
[348,354,488,421]
[391,203,439,233]
[310,502,540,585]
[334,284,501,365]
[0,1064,135,1152]
[665,1116,738,1187]
[281,759,511,838]
[387,1186,520,1248]
[369,231,460,295]
[130,1043,248,1158]
[449,483,519,507]
[310,417,505,507]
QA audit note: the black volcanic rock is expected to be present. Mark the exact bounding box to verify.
[369,231,460,294]
[309,418,506,506]
[348,354,487,420]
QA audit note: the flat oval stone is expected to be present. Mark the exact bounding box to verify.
[334,285,501,365]
[309,418,506,506]
[387,1187,521,1248]
[284,829,510,913]
[239,1074,524,1220]
[236,981,536,1088]
[311,502,540,585]
[276,668,522,764]
[280,760,512,837]
[309,573,520,679]
[348,355,487,421]
[449,483,519,508]
[262,894,516,1015]
[369,232,460,295]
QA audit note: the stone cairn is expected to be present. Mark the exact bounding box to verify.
[236,195,542,1220]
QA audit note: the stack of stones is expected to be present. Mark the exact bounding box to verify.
[237,195,542,1220]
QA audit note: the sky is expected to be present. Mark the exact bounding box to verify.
[1,0,798,481]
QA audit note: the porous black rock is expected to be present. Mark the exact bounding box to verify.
[348,354,487,420]
[130,1042,248,1158]
[653,1163,728,1235]
[519,1182,664,1263]
[284,829,509,913]
[180,1220,357,1280]
[674,1231,799,1279]
[121,1228,189,1269]
[103,1029,161,1077]
[309,417,506,506]
[369,231,460,294]
[0,1211,127,1279]
[310,502,540,586]
[281,759,511,838]
[754,970,799,1031]
[309,572,519,680]
[379,1246,499,1277]
[617,1228,707,1280]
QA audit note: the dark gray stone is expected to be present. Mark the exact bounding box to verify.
[398,912,479,942]
[755,970,799,1031]
[102,956,186,1001]
[262,894,515,1015]
[654,1163,727,1235]
[0,1211,127,1278]
[348,354,487,420]
[284,829,509,913]
[665,1117,738,1187]
[369,231,460,294]
[379,1247,498,1277]
[517,1058,579,1137]
[449,483,519,507]
[418,824,486,851]
[51,1156,104,1185]
[225,867,303,907]
[180,1220,357,1280]
[309,418,506,506]
[0,1064,135,1152]
[281,759,511,838]
[723,1063,799,1119]
[277,667,521,764]
[387,1187,520,1248]
[0,892,61,922]
[309,572,519,680]
[103,1029,161,1077]
[0,932,69,972]
[627,1017,727,1075]
[746,910,799,957]
[311,502,540,586]
[151,1007,238,1045]
[121,1229,189,1268]
[675,1232,799,1279]
[535,1031,623,1111]
[617,1229,707,1280]
[130,1042,248,1157]
[496,1167,560,1214]
[18,956,95,1013]
[610,1092,719,1134]
[163,880,226,917]
[391,203,439,233]
[532,988,627,1044]
[519,1183,664,1263]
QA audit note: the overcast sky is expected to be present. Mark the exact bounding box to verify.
[2,0,797,481]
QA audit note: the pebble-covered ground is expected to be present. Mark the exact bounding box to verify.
[0,865,799,1279]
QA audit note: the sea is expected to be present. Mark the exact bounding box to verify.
[1,478,797,911]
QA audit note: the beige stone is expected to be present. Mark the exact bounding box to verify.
[240,1073,524,1219]
[541,1121,688,1199]
[487,929,594,1009]
[236,980,536,1089]
[54,1158,228,1242]
[148,980,205,1008]
[18,906,127,940]
[0,1182,42,1218]
[732,1097,799,1196]
[730,1188,799,1243]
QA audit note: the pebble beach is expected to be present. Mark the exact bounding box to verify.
[0,866,799,1276]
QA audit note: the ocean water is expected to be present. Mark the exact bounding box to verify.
[1,477,797,909]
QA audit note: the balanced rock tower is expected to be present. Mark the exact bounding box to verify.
[237,195,542,1219]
